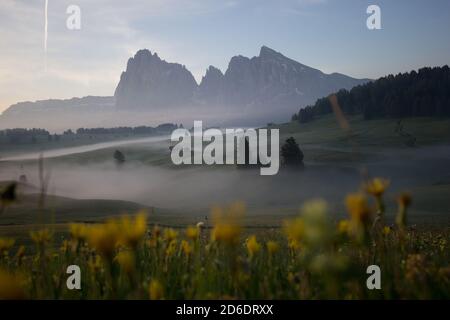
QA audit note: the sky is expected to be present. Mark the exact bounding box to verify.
[0,0,449,113]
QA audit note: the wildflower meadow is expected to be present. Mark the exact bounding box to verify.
[0,178,449,300]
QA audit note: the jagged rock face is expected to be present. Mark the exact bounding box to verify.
[114,46,369,113]
[197,66,225,104]
[114,49,198,109]
[200,46,368,110]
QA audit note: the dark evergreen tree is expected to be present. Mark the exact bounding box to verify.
[113,150,126,165]
[281,137,304,166]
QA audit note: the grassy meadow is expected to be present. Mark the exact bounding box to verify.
[0,115,449,299]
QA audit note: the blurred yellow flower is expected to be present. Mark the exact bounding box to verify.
[186,226,199,241]
[0,269,26,299]
[0,237,15,253]
[149,279,164,300]
[300,200,331,246]
[181,240,192,256]
[165,239,177,257]
[288,238,301,251]
[383,226,391,236]
[69,223,88,241]
[397,192,412,208]
[211,202,244,246]
[266,240,279,256]
[152,225,161,239]
[338,220,350,234]
[363,178,390,197]
[246,235,261,258]
[345,193,372,225]
[396,192,412,229]
[283,217,305,242]
[115,251,135,274]
[119,212,147,248]
[85,221,120,259]
[15,245,25,262]
[146,238,158,248]
[30,229,52,246]
[164,228,178,242]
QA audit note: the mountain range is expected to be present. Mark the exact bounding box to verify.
[115,46,369,112]
[0,46,370,131]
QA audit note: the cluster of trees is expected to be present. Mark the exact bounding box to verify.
[1,123,181,145]
[292,66,450,122]
[75,126,156,135]
[0,128,51,144]
[75,123,179,135]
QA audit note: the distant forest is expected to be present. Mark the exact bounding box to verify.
[292,66,450,123]
[0,123,179,145]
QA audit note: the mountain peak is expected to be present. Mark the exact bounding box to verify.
[206,65,223,75]
[259,46,282,58]
[134,49,152,58]
[115,49,197,109]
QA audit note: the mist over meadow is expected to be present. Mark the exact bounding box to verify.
[1,139,449,217]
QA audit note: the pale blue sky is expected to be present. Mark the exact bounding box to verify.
[0,0,449,112]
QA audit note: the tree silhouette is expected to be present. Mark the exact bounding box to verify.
[281,137,304,166]
[113,150,126,165]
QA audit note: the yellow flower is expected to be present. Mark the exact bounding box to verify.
[30,229,52,246]
[114,251,135,274]
[149,279,164,300]
[165,239,177,257]
[266,241,279,256]
[164,228,178,242]
[397,192,412,208]
[345,193,372,225]
[119,212,147,248]
[180,240,192,256]
[85,221,121,259]
[283,217,305,242]
[69,223,88,241]
[152,225,161,239]
[338,220,350,234]
[0,269,26,299]
[15,245,25,262]
[211,202,244,246]
[300,200,331,245]
[396,192,412,229]
[288,238,301,251]
[363,178,390,197]
[383,226,391,236]
[0,237,15,253]
[146,238,158,248]
[186,226,199,241]
[246,235,261,258]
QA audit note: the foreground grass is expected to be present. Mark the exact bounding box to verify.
[0,178,449,300]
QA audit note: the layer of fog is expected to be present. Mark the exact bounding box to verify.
[1,142,449,216]
[0,105,291,133]
[0,135,169,162]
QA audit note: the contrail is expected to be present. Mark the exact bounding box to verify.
[44,0,48,70]
[44,0,48,52]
